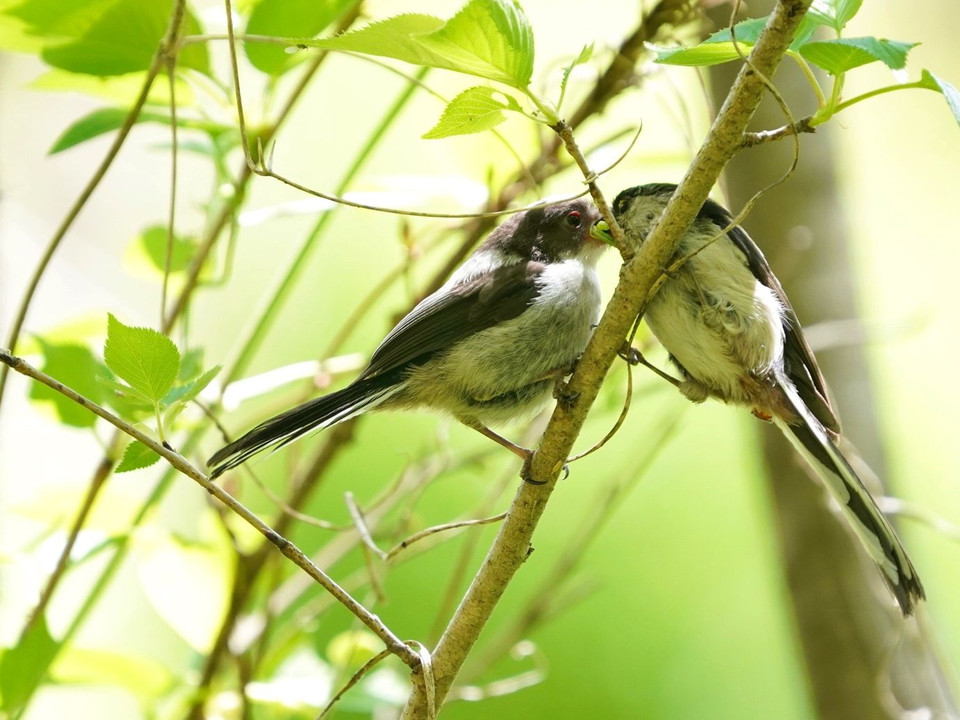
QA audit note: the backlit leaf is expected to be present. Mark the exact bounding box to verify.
[28,339,104,428]
[116,440,161,473]
[799,37,917,75]
[103,314,180,404]
[244,0,356,75]
[308,0,535,89]
[423,85,519,139]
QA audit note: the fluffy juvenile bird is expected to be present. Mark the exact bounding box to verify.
[209,199,605,478]
[607,182,923,615]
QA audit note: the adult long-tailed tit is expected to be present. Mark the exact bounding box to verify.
[604,182,923,615]
[208,199,606,478]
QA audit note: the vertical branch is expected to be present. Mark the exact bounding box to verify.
[401,1,814,716]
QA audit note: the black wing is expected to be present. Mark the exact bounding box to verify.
[700,198,840,433]
[358,261,546,380]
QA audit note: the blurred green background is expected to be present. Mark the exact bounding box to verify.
[1,1,959,718]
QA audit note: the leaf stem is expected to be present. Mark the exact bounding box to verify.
[829,80,931,117]
[787,49,826,106]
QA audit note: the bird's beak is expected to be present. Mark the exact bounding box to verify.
[590,219,615,246]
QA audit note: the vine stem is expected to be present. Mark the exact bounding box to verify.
[400,0,814,716]
[0,348,420,669]
[551,121,631,259]
[0,0,188,416]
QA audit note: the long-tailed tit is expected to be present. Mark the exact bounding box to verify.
[604,182,923,615]
[209,199,606,478]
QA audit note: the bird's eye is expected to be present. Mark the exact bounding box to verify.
[565,211,582,227]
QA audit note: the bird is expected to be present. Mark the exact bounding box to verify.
[208,199,606,479]
[605,182,924,615]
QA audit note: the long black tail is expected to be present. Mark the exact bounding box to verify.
[208,374,401,478]
[775,379,924,615]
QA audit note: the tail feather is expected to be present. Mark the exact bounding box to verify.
[208,375,402,478]
[775,379,924,615]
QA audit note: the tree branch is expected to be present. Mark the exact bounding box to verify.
[0,348,420,670]
[400,1,814,715]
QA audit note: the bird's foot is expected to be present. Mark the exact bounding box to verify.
[620,342,683,389]
[521,454,569,485]
[553,377,580,410]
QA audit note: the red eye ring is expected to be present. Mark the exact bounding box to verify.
[566,210,582,227]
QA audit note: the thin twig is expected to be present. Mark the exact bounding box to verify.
[0,348,419,669]
[315,648,393,719]
[346,491,388,560]
[252,163,590,220]
[741,116,815,147]
[162,40,180,330]
[385,513,508,561]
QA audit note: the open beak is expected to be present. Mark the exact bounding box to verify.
[590,219,614,246]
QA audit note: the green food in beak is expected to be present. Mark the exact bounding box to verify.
[590,219,614,245]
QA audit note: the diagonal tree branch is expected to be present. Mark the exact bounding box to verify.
[401,1,814,715]
[0,348,420,669]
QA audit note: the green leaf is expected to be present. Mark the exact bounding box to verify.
[99,376,154,409]
[5,0,116,42]
[800,37,917,75]
[808,0,863,32]
[103,314,180,404]
[654,42,752,67]
[49,107,167,154]
[162,365,220,406]
[704,17,768,45]
[137,225,198,275]
[178,348,204,383]
[37,0,210,77]
[308,0,535,89]
[420,0,534,88]
[244,0,356,75]
[921,70,960,128]
[560,43,593,98]
[29,339,105,428]
[0,616,58,712]
[116,440,161,473]
[834,0,863,29]
[423,85,520,139]
[654,11,836,68]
